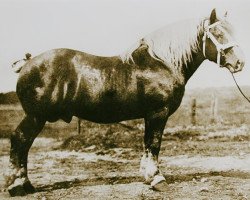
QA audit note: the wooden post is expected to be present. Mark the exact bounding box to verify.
[210,94,218,124]
[191,98,196,126]
[77,118,81,134]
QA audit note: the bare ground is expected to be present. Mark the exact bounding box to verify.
[0,125,250,200]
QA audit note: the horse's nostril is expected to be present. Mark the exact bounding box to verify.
[235,63,243,72]
[236,60,245,70]
[237,60,244,67]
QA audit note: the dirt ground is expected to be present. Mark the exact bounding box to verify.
[0,125,250,200]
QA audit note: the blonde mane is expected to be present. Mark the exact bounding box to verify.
[120,18,204,68]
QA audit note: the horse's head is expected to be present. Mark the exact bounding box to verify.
[203,9,245,73]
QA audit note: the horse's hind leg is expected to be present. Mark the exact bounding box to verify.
[140,107,169,191]
[4,115,45,196]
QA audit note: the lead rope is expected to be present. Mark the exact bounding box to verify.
[231,72,250,103]
[202,21,248,103]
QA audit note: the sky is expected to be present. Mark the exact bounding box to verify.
[0,0,250,92]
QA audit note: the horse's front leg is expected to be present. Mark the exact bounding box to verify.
[140,107,169,191]
[4,116,45,196]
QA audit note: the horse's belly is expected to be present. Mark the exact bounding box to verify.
[74,93,143,123]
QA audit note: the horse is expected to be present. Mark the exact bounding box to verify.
[5,9,245,196]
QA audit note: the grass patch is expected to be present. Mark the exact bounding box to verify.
[61,124,143,151]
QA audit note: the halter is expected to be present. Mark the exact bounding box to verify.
[202,20,238,66]
[202,20,250,105]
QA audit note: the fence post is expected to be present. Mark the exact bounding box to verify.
[191,98,196,126]
[77,118,81,134]
[210,94,218,124]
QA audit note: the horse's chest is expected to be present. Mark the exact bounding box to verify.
[139,72,185,107]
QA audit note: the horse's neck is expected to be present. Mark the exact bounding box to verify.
[181,34,206,83]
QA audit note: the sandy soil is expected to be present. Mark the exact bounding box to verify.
[0,126,250,200]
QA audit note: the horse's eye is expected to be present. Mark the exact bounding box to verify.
[218,33,224,38]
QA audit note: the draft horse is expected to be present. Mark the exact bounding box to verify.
[6,9,244,196]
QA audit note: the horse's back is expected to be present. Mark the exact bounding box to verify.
[16,47,185,123]
[16,48,135,122]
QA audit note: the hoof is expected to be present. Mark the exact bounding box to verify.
[7,178,35,196]
[8,183,26,197]
[150,175,168,192]
[152,180,169,192]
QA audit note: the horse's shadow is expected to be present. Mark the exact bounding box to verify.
[36,175,143,192]
[35,170,250,193]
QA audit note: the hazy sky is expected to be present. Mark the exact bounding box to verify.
[0,0,250,92]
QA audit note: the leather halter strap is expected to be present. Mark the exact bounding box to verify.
[202,20,238,66]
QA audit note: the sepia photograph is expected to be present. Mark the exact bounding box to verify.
[0,0,250,199]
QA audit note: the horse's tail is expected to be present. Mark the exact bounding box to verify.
[12,53,32,73]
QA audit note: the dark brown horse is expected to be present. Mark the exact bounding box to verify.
[6,9,244,196]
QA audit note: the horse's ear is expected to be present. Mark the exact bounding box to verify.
[210,8,218,24]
